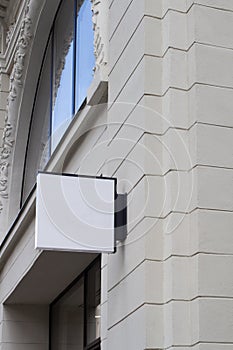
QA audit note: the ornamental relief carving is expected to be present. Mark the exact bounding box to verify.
[91,0,108,72]
[0,161,9,199]
[9,10,32,102]
[53,30,74,108]
[6,23,15,47]
[0,0,33,213]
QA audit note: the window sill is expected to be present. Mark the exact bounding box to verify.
[87,68,108,106]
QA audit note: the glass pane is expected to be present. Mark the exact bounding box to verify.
[52,0,75,152]
[51,277,84,350]
[86,260,101,346]
[75,0,95,112]
[22,36,52,202]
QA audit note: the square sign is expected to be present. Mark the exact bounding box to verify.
[35,173,116,253]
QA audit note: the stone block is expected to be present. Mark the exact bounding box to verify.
[108,217,164,289]
[145,0,163,18]
[110,0,143,39]
[195,84,233,127]
[195,123,233,168]
[163,9,195,51]
[1,319,47,344]
[167,300,199,346]
[198,209,233,254]
[163,128,194,172]
[164,211,199,257]
[197,0,233,11]
[199,254,233,297]
[127,175,165,230]
[163,169,197,216]
[108,260,163,327]
[195,44,233,88]
[126,95,165,134]
[110,12,143,74]
[105,123,143,177]
[163,0,193,14]
[199,298,233,343]
[195,5,233,49]
[107,305,164,349]
[114,133,164,192]
[163,87,195,130]
[197,166,233,211]
[109,56,145,108]
[144,55,165,95]
[164,256,198,301]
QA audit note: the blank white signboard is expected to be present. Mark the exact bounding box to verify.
[35,173,116,253]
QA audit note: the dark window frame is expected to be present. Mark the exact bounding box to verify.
[49,255,101,350]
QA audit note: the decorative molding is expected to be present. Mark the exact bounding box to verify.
[39,142,48,171]
[0,0,33,213]
[0,160,9,199]
[91,0,108,73]
[9,6,32,102]
[53,30,74,108]
[6,23,15,47]
[0,121,13,211]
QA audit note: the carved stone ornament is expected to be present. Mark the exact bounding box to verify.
[0,0,33,213]
[53,30,74,108]
[6,23,16,47]
[91,0,108,72]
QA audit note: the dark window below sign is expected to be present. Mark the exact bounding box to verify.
[50,257,101,350]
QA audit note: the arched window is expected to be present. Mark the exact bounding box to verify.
[22,0,95,203]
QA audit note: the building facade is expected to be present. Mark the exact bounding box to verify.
[0,0,233,349]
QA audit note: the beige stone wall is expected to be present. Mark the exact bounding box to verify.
[1,305,49,350]
[190,2,233,349]
[102,0,233,349]
[0,0,233,349]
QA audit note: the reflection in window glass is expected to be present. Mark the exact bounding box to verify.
[51,277,84,350]
[22,0,95,204]
[86,260,101,346]
[52,0,75,152]
[22,36,52,202]
[75,0,95,112]
[50,258,101,350]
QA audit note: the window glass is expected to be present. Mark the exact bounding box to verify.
[52,0,75,152]
[75,0,95,112]
[51,277,84,350]
[22,0,95,204]
[22,36,52,202]
[86,259,101,346]
[50,258,101,350]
